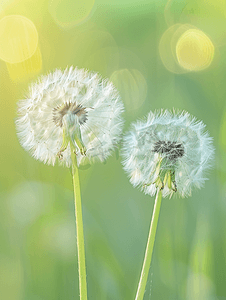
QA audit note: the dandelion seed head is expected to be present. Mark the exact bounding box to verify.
[121,109,214,198]
[16,67,124,167]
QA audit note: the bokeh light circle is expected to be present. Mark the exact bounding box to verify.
[49,0,95,28]
[0,15,38,64]
[176,29,214,71]
[110,69,147,112]
[159,24,189,74]
[159,24,214,73]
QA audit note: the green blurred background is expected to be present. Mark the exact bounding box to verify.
[0,0,226,299]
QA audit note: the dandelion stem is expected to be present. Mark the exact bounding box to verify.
[71,143,88,300]
[135,188,162,300]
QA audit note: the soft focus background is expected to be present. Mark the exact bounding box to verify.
[0,0,226,299]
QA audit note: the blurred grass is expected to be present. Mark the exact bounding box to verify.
[0,0,226,299]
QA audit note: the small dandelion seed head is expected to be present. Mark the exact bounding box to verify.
[121,109,215,198]
[16,66,124,167]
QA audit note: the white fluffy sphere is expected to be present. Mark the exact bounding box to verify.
[121,110,214,198]
[16,67,124,167]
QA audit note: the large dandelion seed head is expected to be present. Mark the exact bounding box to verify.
[16,67,124,167]
[121,110,214,198]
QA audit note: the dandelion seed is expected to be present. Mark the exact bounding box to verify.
[122,109,214,198]
[16,66,124,167]
[121,109,214,300]
[15,66,124,300]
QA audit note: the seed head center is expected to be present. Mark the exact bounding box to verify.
[53,102,87,127]
[153,140,184,161]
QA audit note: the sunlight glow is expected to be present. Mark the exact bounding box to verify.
[0,15,38,64]
[176,29,214,71]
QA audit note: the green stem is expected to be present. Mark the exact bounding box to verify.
[71,144,88,300]
[135,188,162,300]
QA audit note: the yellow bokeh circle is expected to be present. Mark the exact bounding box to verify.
[176,29,214,71]
[0,15,38,64]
